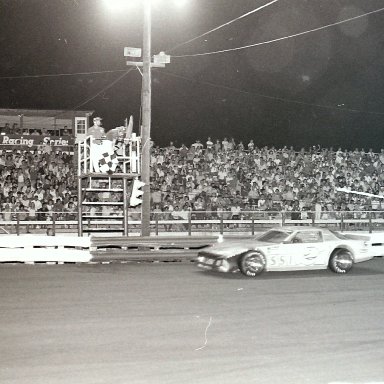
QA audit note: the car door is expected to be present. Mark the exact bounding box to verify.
[266,230,328,271]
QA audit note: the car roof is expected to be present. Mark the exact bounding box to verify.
[275,226,328,232]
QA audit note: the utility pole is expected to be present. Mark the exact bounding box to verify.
[125,1,170,237]
[141,0,152,236]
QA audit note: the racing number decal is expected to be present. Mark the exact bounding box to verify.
[267,244,324,268]
[269,255,288,267]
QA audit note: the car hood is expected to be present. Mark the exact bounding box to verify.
[203,238,272,258]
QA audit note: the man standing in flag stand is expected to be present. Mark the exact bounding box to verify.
[88,116,110,172]
[88,115,133,173]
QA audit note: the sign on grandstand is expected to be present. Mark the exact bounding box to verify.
[0,134,74,149]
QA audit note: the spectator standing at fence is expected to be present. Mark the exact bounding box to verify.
[2,203,12,224]
[17,204,28,223]
[32,195,42,211]
[26,201,37,231]
[230,203,241,220]
[53,198,64,220]
[37,202,49,228]
[65,202,76,220]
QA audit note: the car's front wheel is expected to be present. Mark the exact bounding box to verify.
[238,251,266,277]
[329,249,353,274]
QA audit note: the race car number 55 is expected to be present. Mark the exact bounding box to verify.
[269,255,288,267]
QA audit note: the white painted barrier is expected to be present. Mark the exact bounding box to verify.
[0,235,92,263]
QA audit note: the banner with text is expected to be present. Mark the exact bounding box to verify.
[0,134,74,150]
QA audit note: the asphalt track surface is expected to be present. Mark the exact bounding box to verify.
[1,258,384,384]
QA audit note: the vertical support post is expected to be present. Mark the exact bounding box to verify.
[78,139,81,175]
[368,211,372,234]
[77,176,83,237]
[52,213,56,236]
[188,211,192,236]
[16,213,20,236]
[123,177,129,236]
[220,214,224,235]
[251,218,255,235]
[141,0,151,237]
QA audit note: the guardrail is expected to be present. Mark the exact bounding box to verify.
[90,235,218,262]
[1,210,384,235]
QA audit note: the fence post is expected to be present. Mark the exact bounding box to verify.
[155,215,159,236]
[220,214,224,235]
[251,217,255,235]
[16,213,20,236]
[340,213,344,232]
[188,211,192,236]
[368,211,372,234]
[311,211,315,227]
[52,213,56,236]
[281,211,286,227]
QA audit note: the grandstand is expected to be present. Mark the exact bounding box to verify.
[1,117,384,235]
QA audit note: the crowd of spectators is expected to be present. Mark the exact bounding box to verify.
[0,148,77,228]
[1,132,384,227]
[150,139,384,221]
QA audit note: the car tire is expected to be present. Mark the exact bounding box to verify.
[328,249,353,274]
[238,251,266,277]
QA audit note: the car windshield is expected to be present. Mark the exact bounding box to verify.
[328,229,348,240]
[257,229,292,243]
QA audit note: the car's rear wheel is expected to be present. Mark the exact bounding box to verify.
[329,249,353,274]
[238,251,266,277]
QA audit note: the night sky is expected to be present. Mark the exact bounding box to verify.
[0,0,384,150]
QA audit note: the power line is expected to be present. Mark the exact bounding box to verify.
[22,68,134,125]
[172,6,384,58]
[167,0,280,54]
[0,1,280,82]
[0,69,128,81]
[5,7,384,80]
[70,68,133,111]
[3,5,384,119]
[159,70,384,116]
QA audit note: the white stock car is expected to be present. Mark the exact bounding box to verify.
[196,227,380,277]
